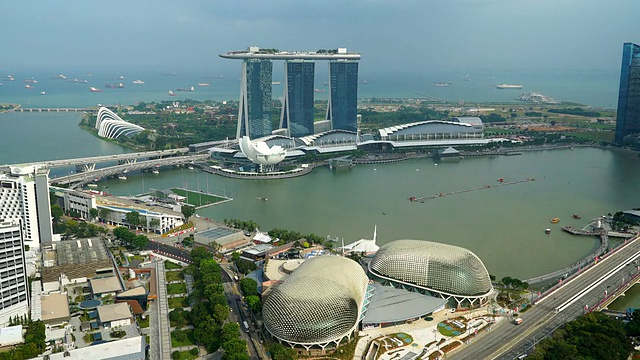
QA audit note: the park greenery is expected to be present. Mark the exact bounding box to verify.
[185,248,249,359]
[231,252,257,275]
[112,226,150,250]
[527,311,635,360]
[239,278,262,313]
[0,319,46,360]
[223,218,259,232]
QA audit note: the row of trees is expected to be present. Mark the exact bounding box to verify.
[231,252,257,275]
[239,278,261,313]
[187,248,249,359]
[223,218,258,232]
[112,226,150,250]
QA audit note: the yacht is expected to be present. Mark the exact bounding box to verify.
[132,79,145,84]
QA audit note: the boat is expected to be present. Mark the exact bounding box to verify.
[118,175,127,180]
[132,79,145,84]
[105,83,125,89]
[176,86,195,92]
[53,74,67,80]
[168,90,176,96]
[545,228,551,234]
[256,197,268,201]
[572,214,582,219]
[496,84,523,89]
[433,81,451,87]
[87,183,98,188]
[90,87,103,92]
[23,79,38,84]
[463,74,471,81]
[497,178,504,182]
[550,218,560,224]
[197,82,210,86]
[187,166,194,170]
[314,88,326,93]
[25,84,33,89]
[152,169,159,174]
[40,91,46,95]
[271,81,281,85]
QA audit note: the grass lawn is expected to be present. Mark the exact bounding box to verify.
[172,349,199,360]
[168,297,189,309]
[171,188,226,207]
[165,261,183,270]
[137,316,150,328]
[171,329,196,347]
[167,283,187,295]
[166,271,184,282]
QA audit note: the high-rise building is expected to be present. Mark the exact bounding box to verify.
[281,61,316,137]
[0,165,53,250]
[327,61,359,132]
[0,220,29,327]
[615,42,640,144]
[238,59,273,139]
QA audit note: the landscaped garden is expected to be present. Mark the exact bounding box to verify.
[437,319,467,337]
[166,271,184,282]
[167,283,187,295]
[168,297,189,309]
[171,348,199,360]
[137,315,149,328]
[171,329,196,347]
[165,261,183,270]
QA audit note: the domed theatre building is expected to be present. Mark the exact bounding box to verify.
[368,240,493,307]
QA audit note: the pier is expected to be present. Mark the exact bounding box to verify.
[11,107,89,112]
[409,178,535,202]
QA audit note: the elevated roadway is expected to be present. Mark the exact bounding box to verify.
[449,235,640,360]
[11,148,189,168]
[50,153,209,188]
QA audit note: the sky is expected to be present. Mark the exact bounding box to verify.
[1,0,639,75]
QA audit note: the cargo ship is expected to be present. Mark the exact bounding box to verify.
[176,86,195,92]
[496,84,523,89]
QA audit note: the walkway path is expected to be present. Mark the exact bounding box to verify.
[155,260,171,360]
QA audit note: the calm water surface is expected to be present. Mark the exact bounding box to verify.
[2,112,640,282]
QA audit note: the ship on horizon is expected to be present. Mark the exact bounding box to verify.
[433,81,452,87]
[90,87,103,92]
[496,84,523,89]
[132,79,145,84]
[105,83,125,89]
[176,86,195,92]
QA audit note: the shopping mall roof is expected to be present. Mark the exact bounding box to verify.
[361,284,447,325]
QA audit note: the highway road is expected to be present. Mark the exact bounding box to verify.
[12,148,189,168]
[450,235,640,360]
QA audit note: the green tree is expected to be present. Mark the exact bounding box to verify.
[172,350,181,360]
[190,247,213,268]
[181,205,196,221]
[246,295,261,313]
[125,211,141,229]
[149,218,161,232]
[235,259,257,275]
[268,343,296,360]
[212,303,229,325]
[239,278,258,297]
[51,204,64,221]
[89,208,99,221]
[98,208,111,221]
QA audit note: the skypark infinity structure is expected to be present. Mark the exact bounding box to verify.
[95,107,145,139]
[220,47,360,139]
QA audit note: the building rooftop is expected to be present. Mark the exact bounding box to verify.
[41,293,70,323]
[90,276,123,295]
[361,283,447,325]
[0,325,23,347]
[220,47,361,61]
[244,244,274,256]
[97,302,133,323]
[195,226,243,245]
[117,286,147,297]
[31,335,145,360]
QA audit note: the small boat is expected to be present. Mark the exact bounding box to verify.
[168,90,176,96]
[25,84,33,89]
[314,88,326,93]
[271,81,281,85]
[433,81,451,87]
[197,82,210,86]
[551,218,560,224]
[572,214,582,219]
[132,79,145,84]
[118,175,127,180]
[545,228,551,234]
[87,183,98,188]
[256,197,268,201]
[40,91,46,95]
[497,178,504,182]
[90,86,103,92]
[152,169,159,174]
[409,197,417,202]
[176,86,195,92]
[188,166,194,170]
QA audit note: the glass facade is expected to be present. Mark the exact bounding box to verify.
[281,61,315,137]
[615,42,640,144]
[327,61,359,132]
[238,59,273,139]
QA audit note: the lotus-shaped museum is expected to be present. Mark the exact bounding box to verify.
[238,136,286,165]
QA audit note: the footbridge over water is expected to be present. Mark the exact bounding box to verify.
[50,153,209,189]
[11,148,189,169]
[11,107,89,112]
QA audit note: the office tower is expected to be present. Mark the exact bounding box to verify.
[0,166,53,250]
[238,59,273,139]
[327,61,359,132]
[0,221,29,327]
[280,61,315,137]
[615,42,640,144]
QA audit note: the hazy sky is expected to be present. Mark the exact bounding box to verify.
[1,0,639,74]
